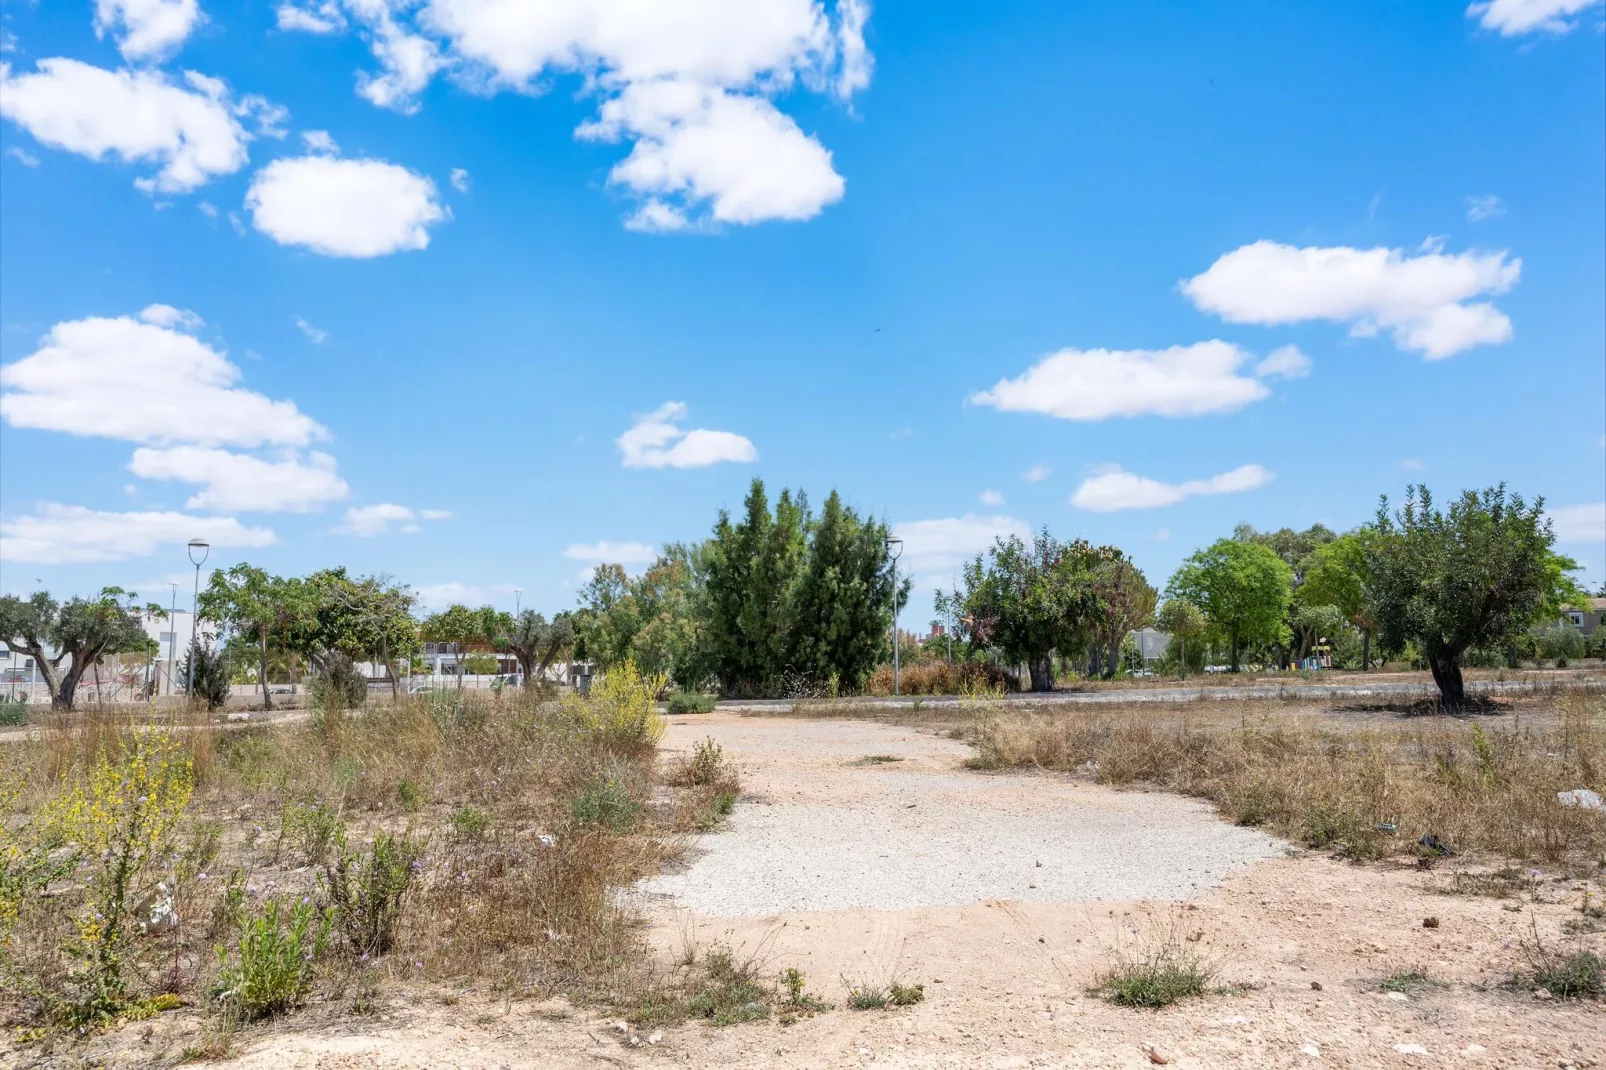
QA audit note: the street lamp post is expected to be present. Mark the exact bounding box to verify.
[513,588,522,616]
[885,536,904,696]
[186,539,210,691]
[167,581,179,696]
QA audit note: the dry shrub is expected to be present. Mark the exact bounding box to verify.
[967,689,1606,863]
[865,660,1019,696]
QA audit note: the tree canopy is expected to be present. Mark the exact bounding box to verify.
[1165,538,1293,671]
[0,588,153,709]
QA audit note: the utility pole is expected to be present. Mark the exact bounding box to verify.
[167,582,179,696]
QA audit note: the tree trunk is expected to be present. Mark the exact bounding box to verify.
[1027,654,1054,693]
[1229,628,1241,673]
[1105,639,1120,678]
[1361,629,1371,671]
[259,628,273,711]
[1428,652,1466,709]
[54,659,86,711]
[383,634,398,700]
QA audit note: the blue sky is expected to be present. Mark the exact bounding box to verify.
[2,0,1603,622]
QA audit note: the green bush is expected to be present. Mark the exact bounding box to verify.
[570,763,642,833]
[667,691,716,714]
[449,804,489,840]
[320,832,425,957]
[281,802,343,865]
[182,641,232,711]
[213,898,330,1021]
[0,702,28,727]
[684,737,727,786]
[308,653,368,713]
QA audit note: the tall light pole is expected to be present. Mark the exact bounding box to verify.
[186,539,209,689]
[885,536,904,696]
[513,587,522,616]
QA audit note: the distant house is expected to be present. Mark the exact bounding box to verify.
[1561,597,1606,637]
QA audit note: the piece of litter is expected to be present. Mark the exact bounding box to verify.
[1394,1043,1428,1055]
[1300,1043,1321,1058]
[1556,788,1603,811]
[1387,991,1409,1002]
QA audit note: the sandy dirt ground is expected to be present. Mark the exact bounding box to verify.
[10,710,1602,1070]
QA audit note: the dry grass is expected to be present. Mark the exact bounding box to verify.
[0,677,729,1042]
[865,660,1018,696]
[964,689,1606,864]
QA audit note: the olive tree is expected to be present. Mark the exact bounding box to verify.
[0,589,153,710]
[1369,485,1553,708]
[503,610,574,688]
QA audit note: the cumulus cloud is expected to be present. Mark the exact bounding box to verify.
[972,341,1285,421]
[277,2,345,33]
[1253,345,1312,380]
[890,514,1032,580]
[978,489,1004,507]
[0,59,254,192]
[302,129,338,154]
[578,81,843,227]
[1182,240,1521,360]
[1467,0,1602,35]
[246,156,448,257]
[1022,463,1051,483]
[129,446,349,513]
[336,503,419,536]
[1549,502,1606,544]
[1070,463,1273,513]
[0,311,323,448]
[95,0,203,62]
[278,0,870,229]
[0,503,276,564]
[449,166,469,192]
[617,401,757,469]
[564,540,658,564]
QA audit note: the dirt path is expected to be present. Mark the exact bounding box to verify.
[106,711,1604,1070]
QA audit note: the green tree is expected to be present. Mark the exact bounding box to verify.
[503,610,575,688]
[198,564,310,710]
[701,479,810,695]
[1301,530,1380,669]
[1155,598,1207,677]
[785,490,902,692]
[1369,485,1554,708]
[0,589,153,710]
[943,531,1113,692]
[1086,557,1158,678]
[295,570,421,696]
[420,603,499,690]
[1166,539,1294,672]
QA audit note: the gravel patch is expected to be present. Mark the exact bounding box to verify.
[641,718,1284,916]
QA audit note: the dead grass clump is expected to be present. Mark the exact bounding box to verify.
[664,737,742,832]
[965,689,1606,863]
[865,660,1018,696]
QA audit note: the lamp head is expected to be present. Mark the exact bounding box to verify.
[885,536,904,562]
[187,539,210,566]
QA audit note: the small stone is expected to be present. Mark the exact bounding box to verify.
[1534,987,1553,1001]
[612,1020,630,1033]
[1394,1043,1429,1055]
[1145,1045,1172,1065]
[647,1032,663,1045]
[1422,917,1439,929]
[1310,982,1323,991]
[1387,991,1409,1002]
[1300,1043,1321,1058]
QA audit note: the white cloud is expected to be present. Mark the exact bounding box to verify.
[95,0,202,62]
[1022,463,1050,483]
[1,311,323,448]
[449,166,469,192]
[1465,194,1504,222]
[1253,344,1312,380]
[617,401,757,469]
[0,59,254,192]
[280,0,869,229]
[972,341,1281,421]
[0,503,276,564]
[335,503,415,536]
[564,540,658,564]
[1182,240,1521,360]
[1399,457,1426,472]
[6,146,39,166]
[1070,463,1273,513]
[577,80,844,227]
[978,489,1004,507]
[277,3,345,34]
[197,199,218,216]
[419,508,451,520]
[1467,0,1602,35]
[296,317,329,343]
[890,514,1032,579]
[246,156,448,257]
[413,580,517,607]
[138,302,204,330]
[129,446,349,513]
[302,129,339,154]
[1549,502,1606,544]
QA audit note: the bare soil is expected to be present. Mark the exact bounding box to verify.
[12,709,1602,1069]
